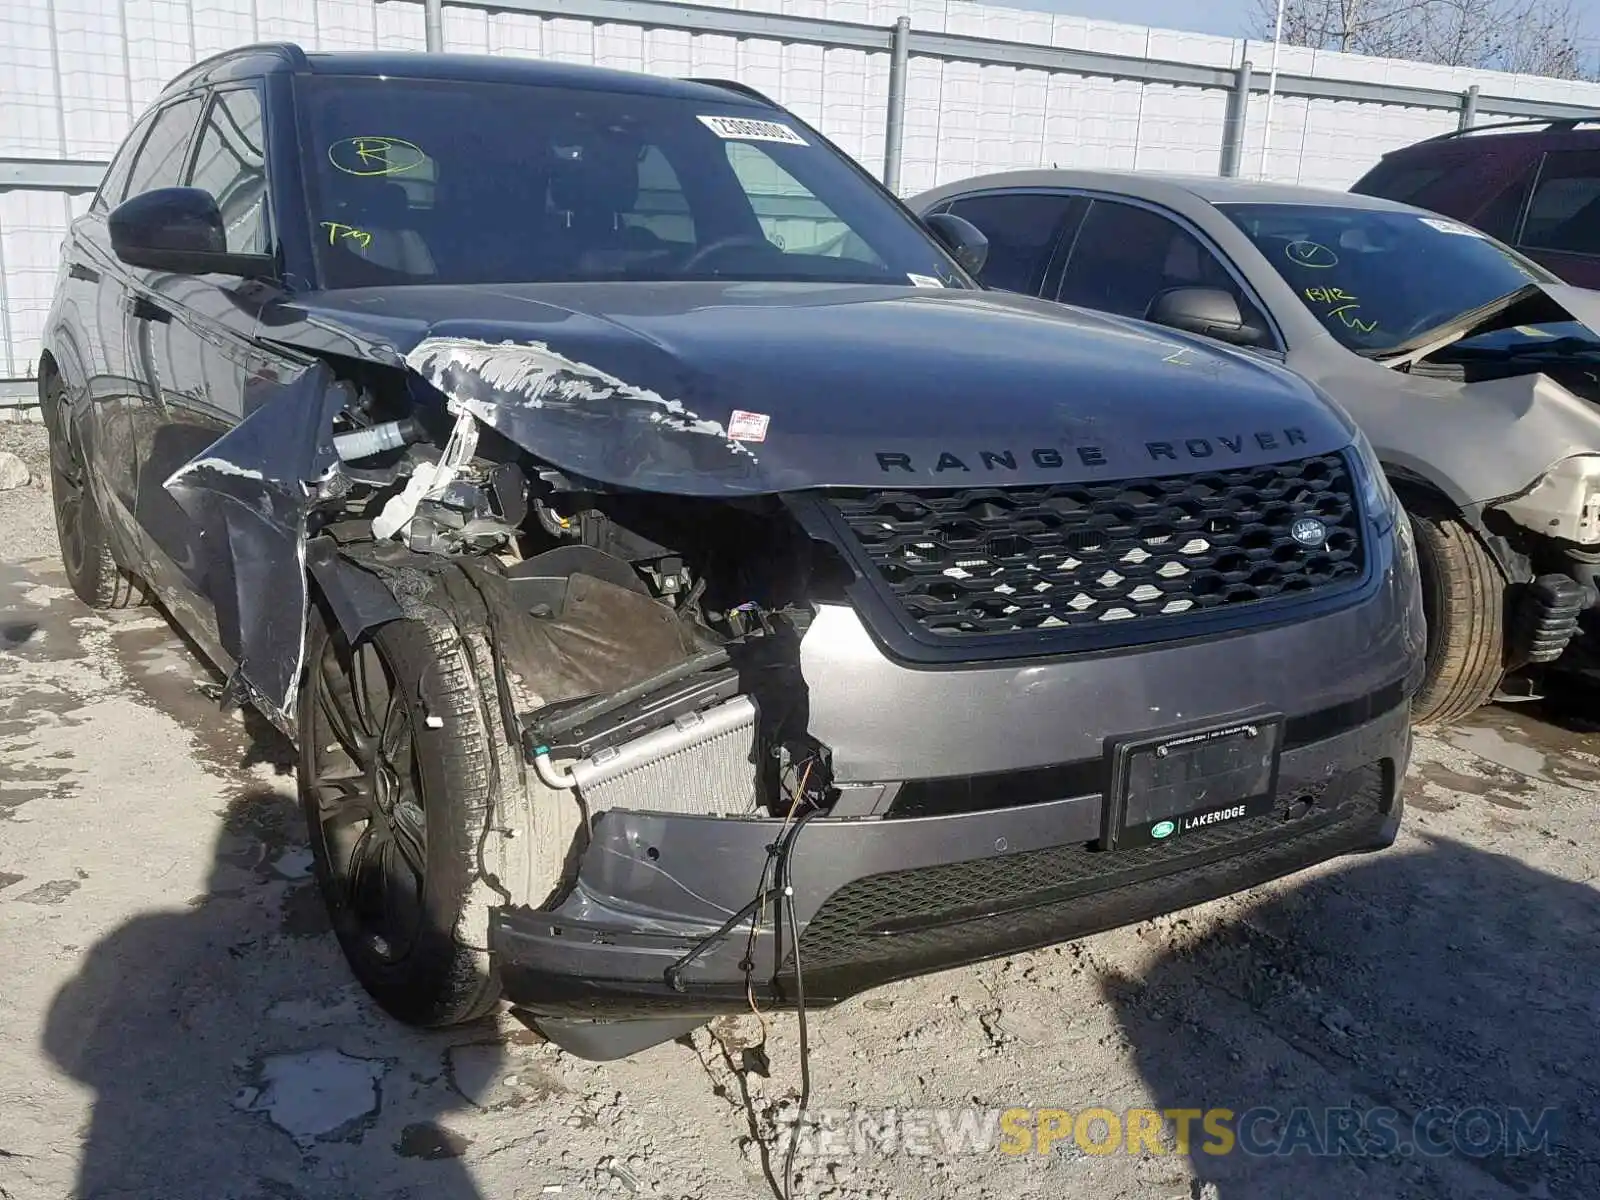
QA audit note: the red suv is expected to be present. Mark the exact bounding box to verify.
[1352,118,1600,287]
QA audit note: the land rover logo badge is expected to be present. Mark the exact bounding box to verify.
[1291,517,1328,548]
[1151,820,1176,840]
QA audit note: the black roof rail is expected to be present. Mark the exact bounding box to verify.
[684,77,779,107]
[1421,115,1600,143]
[159,41,308,96]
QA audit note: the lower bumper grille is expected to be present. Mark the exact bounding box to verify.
[796,763,1391,974]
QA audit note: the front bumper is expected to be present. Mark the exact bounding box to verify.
[493,699,1412,1021]
[493,516,1423,1023]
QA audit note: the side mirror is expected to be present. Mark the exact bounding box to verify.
[109,187,275,279]
[923,212,989,278]
[1146,286,1264,346]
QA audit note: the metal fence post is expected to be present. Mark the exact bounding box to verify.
[1220,59,1253,177]
[883,16,910,193]
[425,0,445,51]
[1459,84,1480,131]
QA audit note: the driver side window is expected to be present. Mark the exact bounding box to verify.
[1058,199,1269,342]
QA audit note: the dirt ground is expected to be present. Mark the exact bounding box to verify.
[2,419,1597,1200]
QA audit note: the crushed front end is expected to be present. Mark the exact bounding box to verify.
[484,445,1424,1055]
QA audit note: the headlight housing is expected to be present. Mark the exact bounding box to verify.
[1349,427,1398,535]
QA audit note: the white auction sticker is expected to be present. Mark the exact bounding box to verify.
[907,273,946,288]
[1420,216,1485,238]
[728,409,771,442]
[697,115,808,145]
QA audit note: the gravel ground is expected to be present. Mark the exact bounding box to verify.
[0,423,57,564]
[2,419,1597,1200]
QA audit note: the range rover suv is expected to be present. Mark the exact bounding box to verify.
[38,44,1425,1061]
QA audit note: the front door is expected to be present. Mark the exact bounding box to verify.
[57,105,162,561]
[129,85,276,658]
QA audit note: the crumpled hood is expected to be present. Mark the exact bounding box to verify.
[277,281,1353,495]
[1382,281,1600,369]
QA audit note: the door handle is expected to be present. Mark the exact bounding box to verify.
[68,262,100,283]
[131,296,171,323]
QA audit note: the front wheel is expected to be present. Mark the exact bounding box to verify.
[299,604,503,1027]
[1408,507,1507,727]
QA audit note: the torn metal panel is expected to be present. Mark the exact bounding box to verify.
[304,538,407,643]
[1492,453,1600,545]
[162,363,347,724]
[1371,370,1600,514]
[404,336,762,494]
[1379,282,1600,368]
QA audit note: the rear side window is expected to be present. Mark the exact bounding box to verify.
[186,87,269,254]
[1522,150,1600,256]
[944,192,1079,294]
[1355,164,1448,204]
[122,95,204,200]
[95,109,159,211]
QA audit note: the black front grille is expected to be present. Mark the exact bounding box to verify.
[796,763,1389,974]
[826,453,1365,638]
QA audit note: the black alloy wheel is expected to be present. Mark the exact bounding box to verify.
[299,606,502,1027]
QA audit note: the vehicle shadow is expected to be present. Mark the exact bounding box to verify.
[1102,833,1598,1199]
[42,785,500,1200]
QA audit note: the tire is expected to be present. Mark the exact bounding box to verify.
[1408,505,1507,727]
[41,374,147,610]
[299,602,503,1027]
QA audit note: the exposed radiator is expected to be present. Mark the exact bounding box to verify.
[571,695,760,818]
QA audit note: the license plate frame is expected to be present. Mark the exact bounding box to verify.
[1100,714,1284,851]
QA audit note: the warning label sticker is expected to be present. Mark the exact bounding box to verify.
[728,409,771,442]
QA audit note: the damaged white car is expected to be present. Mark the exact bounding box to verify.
[914,170,1600,724]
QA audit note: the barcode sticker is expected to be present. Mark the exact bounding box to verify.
[1420,216,1485,238]
[697,115,808,145]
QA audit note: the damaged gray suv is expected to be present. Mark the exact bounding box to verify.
[39,45,1424,1059]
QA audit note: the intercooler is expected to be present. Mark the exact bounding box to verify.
[568,695,760,818]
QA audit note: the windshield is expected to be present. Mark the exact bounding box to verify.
[298,75,963,290]
[1219,203,1552,353]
